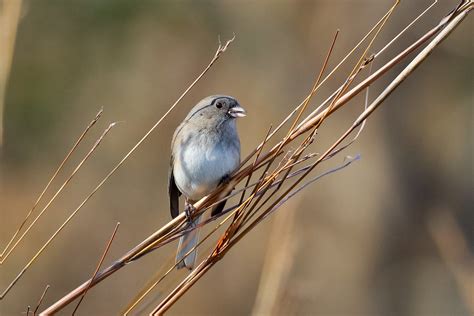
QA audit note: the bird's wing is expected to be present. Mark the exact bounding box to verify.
[169,155,181,219]
[211,174,231,217]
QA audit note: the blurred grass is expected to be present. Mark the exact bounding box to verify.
[0,0,22,147]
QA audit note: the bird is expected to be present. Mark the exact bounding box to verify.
[169,95,246,270]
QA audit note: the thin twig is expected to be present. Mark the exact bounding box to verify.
[1,122,119,299]
[233,29,341,231]
[276,29,340,192]
[263,155,360,221]
[327,62,373,158]
[238,2,395,167]
[0,108,103,263]
[238,125,273,205]
[33,285,50,316]
[236,13,387,230]
[351,6,471,128]
[71,222,120,316]
[375,0,438,58]
[297,0,437,130]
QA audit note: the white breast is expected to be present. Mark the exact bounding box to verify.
[173,132,240,201]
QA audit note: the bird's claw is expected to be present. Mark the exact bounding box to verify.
[184,202,196,224]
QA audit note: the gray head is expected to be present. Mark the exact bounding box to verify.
[185,95,246,128]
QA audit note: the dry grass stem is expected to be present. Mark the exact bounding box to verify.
[297,0,438,130]
[238,1,395,168]
[0,122,119,299]
[70,222,120,316]
[33,284,50,316]
[0,108,103,262]
[375,0,438,58]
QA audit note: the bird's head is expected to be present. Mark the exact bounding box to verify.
[186,95,246,128]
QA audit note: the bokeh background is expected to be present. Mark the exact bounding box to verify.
[1,1,472,315]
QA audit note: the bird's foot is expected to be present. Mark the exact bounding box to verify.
[184,202,196,224]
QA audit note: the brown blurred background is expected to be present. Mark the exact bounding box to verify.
[1,1,472,315]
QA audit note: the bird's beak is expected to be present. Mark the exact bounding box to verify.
[228,105,247,118]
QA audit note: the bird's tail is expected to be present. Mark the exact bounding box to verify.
[176,214,202,270]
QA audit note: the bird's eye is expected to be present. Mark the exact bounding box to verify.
[215,101,223,109]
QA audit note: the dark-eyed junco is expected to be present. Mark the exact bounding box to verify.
[169,95,246,270]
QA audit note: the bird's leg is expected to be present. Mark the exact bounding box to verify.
[184,199,196,224]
